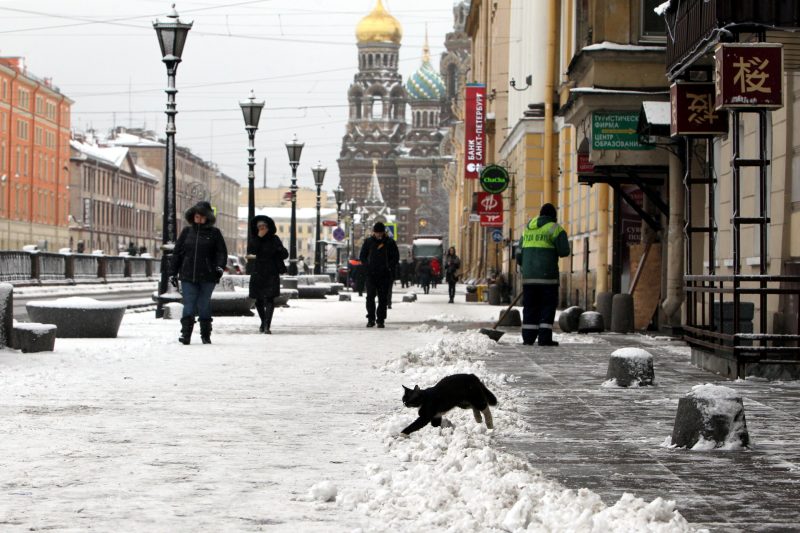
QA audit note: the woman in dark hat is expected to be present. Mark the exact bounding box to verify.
[247,214,288,334]
[170,201,228,344]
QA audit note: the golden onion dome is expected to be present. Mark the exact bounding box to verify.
[356,0,403,45]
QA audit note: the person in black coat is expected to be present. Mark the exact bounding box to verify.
[417,258,433,295]
[248,215,288,334]
[444,246,462,303]
[359,221,399,328]
[169,201,228,345]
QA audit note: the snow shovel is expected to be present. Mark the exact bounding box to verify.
[479,291,523,342]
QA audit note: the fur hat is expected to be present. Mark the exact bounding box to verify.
[539,203,557,219]
[373,221,386,233]
[185,201,216,225]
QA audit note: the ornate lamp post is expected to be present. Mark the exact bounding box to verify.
[239,89,265,273]
[284,134,304,276]
[334,184,344,268]
[311,162,327,275]
[153,4,192,319]
[347,198,357,260]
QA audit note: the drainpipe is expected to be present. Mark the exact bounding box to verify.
[661,146,685,323]
[596,183,609,297]
[543,0,559,204]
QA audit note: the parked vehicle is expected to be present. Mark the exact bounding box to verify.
[411,235,444,283]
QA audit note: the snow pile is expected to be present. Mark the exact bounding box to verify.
[428,313,470,322]
[26,297,126,309]
[612,347,653,361]
[654,0,671,16]
[383,329,498,372]
[309,481,338,502]
[341,331,698,532]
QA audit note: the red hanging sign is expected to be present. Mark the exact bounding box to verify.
[715,43,783,109]
[480,213,503,227]
[464,84,486,180]
[477,192,502,217]
[670,82,728,136]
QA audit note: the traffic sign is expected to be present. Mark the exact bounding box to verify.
[479,164,510,194]
[333,227,345,242]
[322,220,338,227]
[384,222,397,240]
[491,229,503,243]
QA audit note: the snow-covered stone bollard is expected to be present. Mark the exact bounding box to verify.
[557,306,584,333]
[26,297,126,338]
[671,383,750,450]
[610,293,635,333]
[605,348,654,387]
[402,293,417,303]
[11,322,57,353]
[0,282,13,348]
[281,276,298,290]
[339,293,351,301]
[163,302,184,320]
[497,308,521,327]
[577,311,604,333]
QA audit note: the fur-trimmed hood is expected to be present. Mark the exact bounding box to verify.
[184,201,216,226]
[250,214,277,237]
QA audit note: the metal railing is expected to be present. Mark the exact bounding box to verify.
[666,0,800,79]
[0,251,157,285]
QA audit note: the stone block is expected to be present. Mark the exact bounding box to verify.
[577,311,604,333]
[610,293,635,333]
[209,293,255,316]
[339,294,351,301]
[11,322,57,353]
[0,282,13,348]
[596,292,614,332]
[606,348,654,387]
[402,293,417,303]
[671,384,750,449]
[26,298,126,338]
[163,302,183,320]
[218,276,236,292]
[497,308,521,327]
[558,306,584,333]
[281,276,298,289]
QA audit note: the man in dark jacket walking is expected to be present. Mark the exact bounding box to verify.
[170,201,228,344]
[517,203,570,346]
[359,221,399,328]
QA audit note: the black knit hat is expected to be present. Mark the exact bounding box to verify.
[540,203,557,219]
[373,221,386,232]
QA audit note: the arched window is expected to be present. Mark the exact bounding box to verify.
[354,96,362,119]
[429,111,435,126]
[383,54,388,66]
[422,112,427,128]
[368,55,373,68]
[371,96,383,119]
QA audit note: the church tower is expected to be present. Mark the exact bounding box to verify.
[338,0,406,211]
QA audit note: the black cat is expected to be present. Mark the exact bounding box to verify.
[401,374,498,435]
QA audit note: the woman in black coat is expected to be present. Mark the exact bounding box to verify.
[248,215,288,334]
[170,201,228,345]
[444,246,462,304]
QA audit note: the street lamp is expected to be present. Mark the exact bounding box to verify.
[334,184,344,268]
[284,133,304,276]
[153,3,192,319]
[347,198,357,260]
[311,161,327,275]
[239,89,265,274]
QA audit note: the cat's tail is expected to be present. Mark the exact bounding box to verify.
[481,382,498,406]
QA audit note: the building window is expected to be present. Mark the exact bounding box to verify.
[640,0,667,41]
[419,180,429,194]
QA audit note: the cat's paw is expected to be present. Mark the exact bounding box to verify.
[397,431,410,439]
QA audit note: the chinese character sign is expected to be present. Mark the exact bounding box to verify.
[464,84,486,179]
[715,43,783,109]
[670,82,728,136]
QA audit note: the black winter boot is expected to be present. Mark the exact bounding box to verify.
[199,319,213,344]
[179,317,195,345]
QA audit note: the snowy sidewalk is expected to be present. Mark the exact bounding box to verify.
[1,287,708,531]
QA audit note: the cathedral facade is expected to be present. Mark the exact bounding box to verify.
[337,0,468,247]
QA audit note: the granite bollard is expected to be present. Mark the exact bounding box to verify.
[577,311,604,333]
[671,384,750,449]
[605,348,654,387]
[557,306,584,333]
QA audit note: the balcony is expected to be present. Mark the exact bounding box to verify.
[665,0,800,80]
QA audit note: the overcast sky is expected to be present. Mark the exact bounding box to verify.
[0,0,459,192]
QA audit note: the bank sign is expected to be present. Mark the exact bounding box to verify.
[592,111,653,151]
[464,84,486,179]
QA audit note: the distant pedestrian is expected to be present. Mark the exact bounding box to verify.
[359,222,399,328]
[297,256,307,275]
[444,247,461,303]
[430,257,441,288]
[418,258,433,295]
[170,201,228,345]
[517,203,570,346]
[399,259,411,288]
[248,215,288,334]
